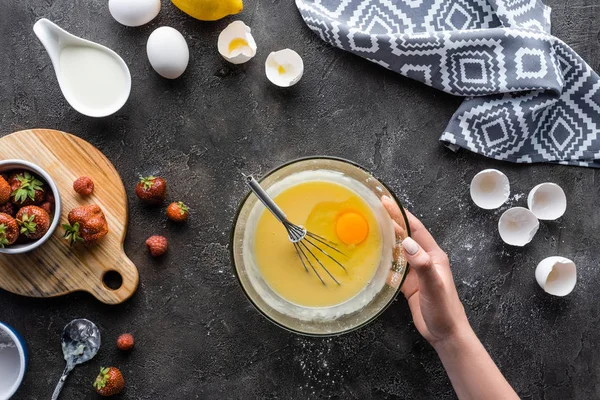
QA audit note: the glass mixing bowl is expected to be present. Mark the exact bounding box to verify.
[231,157,410,336]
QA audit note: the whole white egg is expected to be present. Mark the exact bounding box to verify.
[146,27,189,79]
[109,0,161,27]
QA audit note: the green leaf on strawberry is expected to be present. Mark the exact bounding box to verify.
[17,213,37,235]
[94,367,110,390]
[139,176,156,190]
[63,222,84,246]
[0,224,9,248]
[11,172,44,204]
[177,201,189,215]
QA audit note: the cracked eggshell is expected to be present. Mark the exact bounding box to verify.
[218,21,257,64]
[470,169,510,210]
[535,256,576,296]
[265,49,303,87]
[498,207,539,246]
[109,0,161,27]
[147,27,189,79]
[527,182,566,220]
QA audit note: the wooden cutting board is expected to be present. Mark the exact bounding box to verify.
[0,129,138,304]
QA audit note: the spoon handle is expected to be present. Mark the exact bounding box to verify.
[51,365,71,400]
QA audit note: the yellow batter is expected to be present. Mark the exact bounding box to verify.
[254,180,382,307]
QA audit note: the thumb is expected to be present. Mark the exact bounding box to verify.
[402,237,440,287]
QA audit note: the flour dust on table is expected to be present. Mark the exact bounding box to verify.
[297,0,600,167]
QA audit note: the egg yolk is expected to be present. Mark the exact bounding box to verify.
[336,211,369,245]
[228,38,249,54]
[278,65,286,74]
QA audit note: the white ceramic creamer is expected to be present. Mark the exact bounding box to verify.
[33,18,131,117]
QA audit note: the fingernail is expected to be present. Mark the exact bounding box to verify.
[402,237,419,255]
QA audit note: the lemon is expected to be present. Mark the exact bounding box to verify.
[171,0,243,21]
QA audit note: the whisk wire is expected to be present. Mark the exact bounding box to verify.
[298,241,341,286]
[305,231,346,257]
[292,243,310,274]
[303,235,347,273]
[245,174,348,286]
[294,243,326,285]
[286,223,306,243]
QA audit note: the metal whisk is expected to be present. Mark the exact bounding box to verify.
[245,175,346,285]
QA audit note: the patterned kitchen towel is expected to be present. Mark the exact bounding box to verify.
[296,0,600,167]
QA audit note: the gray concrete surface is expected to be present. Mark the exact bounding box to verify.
[1,0,599,399]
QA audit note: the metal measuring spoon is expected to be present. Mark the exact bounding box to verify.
[51,319,101,400]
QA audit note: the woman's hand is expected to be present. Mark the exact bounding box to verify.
[382,196,519,400]
[382,196,471,347]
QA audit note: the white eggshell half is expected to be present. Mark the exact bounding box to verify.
[498,207,539,246]
[109,0,161,27]
[527,182,566,220]
[217,21,257,65]
[470,169,510,209]
[265,49,304,87]
[147,27,189,79]
[535,256,576,296]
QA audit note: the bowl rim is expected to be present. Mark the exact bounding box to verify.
[229,156,411,337]
[0,322,27,399]
[0,159,62,254]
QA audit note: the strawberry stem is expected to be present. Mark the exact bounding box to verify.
[17,213,37,235]
[11,172,44,204]
[0,224,9,248]
[63,222,84,246]
[93,367,110,389]
[177,201,189,215]
[139,176,156,190]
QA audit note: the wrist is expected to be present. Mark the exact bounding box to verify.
[432,323,477,356]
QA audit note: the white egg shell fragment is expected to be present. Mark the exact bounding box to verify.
[470,169,510,209]
[535,256,576,296]
[498,207,539,246]
[265,49,304,87]
[109,0,161,27]
[147,27,189,79]
[527,182,567,220]
[218,21,257,64]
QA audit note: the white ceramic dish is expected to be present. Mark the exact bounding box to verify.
[0,160,62,254]
[33,18,131,117]
[0,322,27,399]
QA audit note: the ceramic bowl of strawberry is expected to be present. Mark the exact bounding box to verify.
[0,159,62,254]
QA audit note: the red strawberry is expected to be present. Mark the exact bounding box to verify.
[93,367,125,396]
[116,333,134,351]
[146,235,168,257]
[73,176,94,196]
[135,176,166,205]
[166,201,189,222]
[9,171,45,206]
[0,202,15,217]
[63,205,108,246]
[40,201,54,216]
[46,191,55,204]
[0,213,19,248]
[0,176,11,205]
[16,206,50,240]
